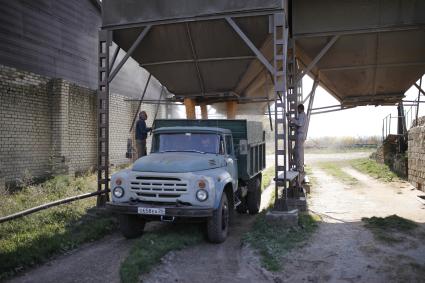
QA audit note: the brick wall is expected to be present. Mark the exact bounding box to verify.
[0,65,52,185]
[408,119,425,192]
[68,83,98,173]
[0,65,166,188]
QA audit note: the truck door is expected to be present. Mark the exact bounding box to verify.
[224,135,238,189]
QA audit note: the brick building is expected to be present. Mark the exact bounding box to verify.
[0,0,175,188]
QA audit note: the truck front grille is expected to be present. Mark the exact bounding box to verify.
[130,176,188,201]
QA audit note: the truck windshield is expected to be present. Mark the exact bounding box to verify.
[153,133,220,154]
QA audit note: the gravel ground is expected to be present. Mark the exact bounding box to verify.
[9,152,425,283]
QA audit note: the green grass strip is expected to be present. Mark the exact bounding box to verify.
[243,213,319,271]
[318,162,358,185]
[350,158,398,182]
[120,224,203,283]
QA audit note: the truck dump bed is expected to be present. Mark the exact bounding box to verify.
[154,119,266,181]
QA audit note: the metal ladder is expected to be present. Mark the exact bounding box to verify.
[287,39,302,172]
[273,13,290,209]
[97,30,111,205]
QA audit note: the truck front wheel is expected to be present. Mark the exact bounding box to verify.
[247,175,262,215]
[207,193,229,243]
[118,214,146,239]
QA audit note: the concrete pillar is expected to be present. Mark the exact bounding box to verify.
[49,79,71,175]
[226,101,237,119]
[184,98,196,119]
[200,103,208,119]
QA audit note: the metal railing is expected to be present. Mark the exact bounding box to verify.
[381,100,423,142]
[404,98,422,130]
[0,189,109,224]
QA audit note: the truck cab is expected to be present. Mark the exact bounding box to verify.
[107,120,265,243]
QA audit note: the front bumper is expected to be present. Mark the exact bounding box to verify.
[106,202,214,218]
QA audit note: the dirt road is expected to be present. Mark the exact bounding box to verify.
[9,152,425,283]
[276,153,425,283]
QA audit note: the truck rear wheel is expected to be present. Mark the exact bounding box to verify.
[118,214,146,239]
[247,175,262,215]
[207,193,229,243]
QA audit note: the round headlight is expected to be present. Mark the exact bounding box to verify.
[113,186,124,198]
[196,189,208,202]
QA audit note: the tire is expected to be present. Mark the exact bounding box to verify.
[207,193,229,243]
[118,214,146,239]
[247,175,262,215]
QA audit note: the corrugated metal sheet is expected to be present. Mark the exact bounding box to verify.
[102,0,282,27]
[292,0,425,106]
[102,0,425,108]
[0,0,162,99]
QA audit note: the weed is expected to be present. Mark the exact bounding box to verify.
[351,158,398,182]
[0,174,116,280]
[243,212,319,271]
[120,224,203,283]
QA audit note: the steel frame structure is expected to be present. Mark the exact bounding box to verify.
[96,2,337,210]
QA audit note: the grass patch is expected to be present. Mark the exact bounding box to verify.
[261,166,275,192]
[350,158,398,182]
[0,174,117,280]
[318,162,358,185]
[243,212,319,271]
[305,147,375,154]
[120,224,203,283]
[362,215,418,243]
[304,165,317,187]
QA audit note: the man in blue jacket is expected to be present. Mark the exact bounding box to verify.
[135,111,152,158]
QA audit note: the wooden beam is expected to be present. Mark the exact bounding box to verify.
[184,98,196,119]
[226,101,238,119]
[200,104,208,119]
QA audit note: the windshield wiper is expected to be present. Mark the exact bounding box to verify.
[159,149,207,154]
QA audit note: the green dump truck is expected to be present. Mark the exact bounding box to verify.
[107,119,266,243]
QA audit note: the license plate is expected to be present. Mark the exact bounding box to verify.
[138,207,165,215]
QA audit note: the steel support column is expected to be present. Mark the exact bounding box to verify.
[272,12,290,210]
[415,78,423,126]
[97,30,111,206]
[304,78,319,139]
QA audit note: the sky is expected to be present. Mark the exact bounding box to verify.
[171,74,425,138]
[304,75,425,138]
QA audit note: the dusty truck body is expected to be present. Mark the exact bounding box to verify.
[107,119,265,243]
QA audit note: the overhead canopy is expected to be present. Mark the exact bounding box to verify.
[102,0,425,109]
[293,0,425,106]
[102,0,281,111]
